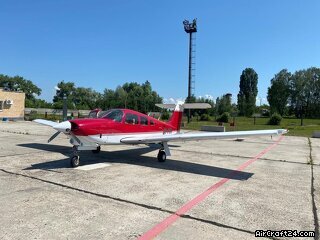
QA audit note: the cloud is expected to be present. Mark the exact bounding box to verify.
[163,98,185,104]
[256,96,268,106]
[204,94,214,100]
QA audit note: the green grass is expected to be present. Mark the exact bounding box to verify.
[183,117,320,137]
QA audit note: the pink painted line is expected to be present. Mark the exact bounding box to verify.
[138,135,285,240]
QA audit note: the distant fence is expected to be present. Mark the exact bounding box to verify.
[25,108,91,117]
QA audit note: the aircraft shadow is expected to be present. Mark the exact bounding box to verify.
[19,143,253,180]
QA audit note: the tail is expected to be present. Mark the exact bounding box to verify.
[156,102,211,132]
[167,104,184,132]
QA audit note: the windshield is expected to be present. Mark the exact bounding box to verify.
[97,110,111,118]
[100,109,124,122]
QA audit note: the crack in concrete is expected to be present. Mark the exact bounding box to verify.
[309,138,319,240]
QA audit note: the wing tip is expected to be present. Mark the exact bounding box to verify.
[277,129,288,135]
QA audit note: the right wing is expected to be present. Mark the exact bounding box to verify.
[120,129,288,144]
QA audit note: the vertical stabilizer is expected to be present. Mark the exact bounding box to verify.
[167,103,184,132]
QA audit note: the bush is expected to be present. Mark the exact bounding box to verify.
[261,109,270,117]
[216,112,230,123]
[161,111,170,120]
[200,114,211,121]
[268,113,282,125]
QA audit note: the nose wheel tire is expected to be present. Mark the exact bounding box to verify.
[92,146,101,154]
[157,150,166,162]
[71,155,80,167]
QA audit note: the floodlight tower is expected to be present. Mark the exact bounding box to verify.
[183,18,197,123]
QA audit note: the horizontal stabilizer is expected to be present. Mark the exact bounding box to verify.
[155,104,176,109]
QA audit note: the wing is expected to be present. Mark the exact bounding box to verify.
[120,129,288,144]
[33,119,58,127]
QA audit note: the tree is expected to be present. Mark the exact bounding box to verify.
[52,81,102,110]
[237,68,258,116]
[0,74,42,107]
[100,81,163,113]
[25,98,52,108]
[53,81,77,109]
[215,94,232,115]
[267,69,291,116]
[73,87,101,110]
[290,67,320,118]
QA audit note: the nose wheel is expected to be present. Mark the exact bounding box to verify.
[70,146,80,167]
[157,150,166,162]
[71,155,80,167]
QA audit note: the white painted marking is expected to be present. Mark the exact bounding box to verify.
[76,163,112,171]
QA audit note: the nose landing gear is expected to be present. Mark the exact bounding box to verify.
[70,145,101,167]
[70,146,80,167]
[71,155,80,167]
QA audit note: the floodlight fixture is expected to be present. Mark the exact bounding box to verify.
[183,19,197,33]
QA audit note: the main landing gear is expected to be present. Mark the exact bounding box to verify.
[70,143,170,167]
[157,143,170,162]
[92,146,101,154]
[157,150,166,162]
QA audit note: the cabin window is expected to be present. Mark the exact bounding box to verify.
[125,113,139,124]
[102,110,123,122]
[150,120,155,125]
[140,116,148,125]
[88,111,98,118]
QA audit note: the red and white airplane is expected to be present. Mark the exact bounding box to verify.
[34,103,287,167]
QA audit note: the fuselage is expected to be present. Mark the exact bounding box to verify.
[68,109,181,145]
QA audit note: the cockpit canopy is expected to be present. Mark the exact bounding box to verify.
[98,109,124,122]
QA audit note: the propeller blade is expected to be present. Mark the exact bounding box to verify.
[70,132,81,145]
[48,131,61,143]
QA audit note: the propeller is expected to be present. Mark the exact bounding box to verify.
[46,121,72,143]
[70,132,81,145]
[48,131,61,143]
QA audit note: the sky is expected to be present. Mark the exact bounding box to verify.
[0,0,319,105]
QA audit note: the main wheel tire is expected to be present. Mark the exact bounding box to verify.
[71,155,80,167]
[92,146,101,154]
[157,150,166,162]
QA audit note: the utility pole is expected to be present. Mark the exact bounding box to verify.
[183,19,197,123]
[63,93,67,121]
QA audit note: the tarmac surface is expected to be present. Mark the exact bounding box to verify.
[0,121,319,240]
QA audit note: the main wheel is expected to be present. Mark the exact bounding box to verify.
[92,146,101,154]
[71,155,80,167]
[157,150,166,162]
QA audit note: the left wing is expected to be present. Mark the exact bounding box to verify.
[120,129,287,144]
